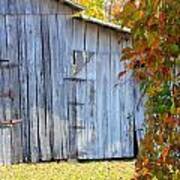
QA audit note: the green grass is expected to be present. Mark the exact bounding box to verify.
[0,161,134,180]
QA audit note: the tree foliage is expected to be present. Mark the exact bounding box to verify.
[113,0,180,179]
[74,0,106,19]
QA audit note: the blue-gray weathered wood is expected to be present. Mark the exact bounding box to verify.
[0,0,145,165]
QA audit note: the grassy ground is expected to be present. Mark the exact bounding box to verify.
[0,161,134,180]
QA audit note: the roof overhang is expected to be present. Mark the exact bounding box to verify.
[62,0,85,11]
[59,1,130,33]
[73,14,131,33]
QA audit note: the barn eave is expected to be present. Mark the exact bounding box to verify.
[62,0,85,11]
[73,14,131,33]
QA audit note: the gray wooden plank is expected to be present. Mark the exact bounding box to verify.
[48,15,62,160]
[71,20,86,159]
[0,16,13,165]
[72,19,85,52]
[81,23,98,160]
[110,31,122,158]
[25,15,39,162]
[3,127,12,165]
[120,39,134,157]
[2,15,12,165]
[57,14,70,159]
[68,81,78,159]
[96,27,111,159]
[18,15,30,162]
[50,15,68,160]
[39,0,58,14]
[33,14,45,161]
[39,15,52,161]
[2,128,6,164]
[63,15,74,159]
[16,16,23,164]
[0,16,11,122]
[95,71,103,157]
[0,15,7,121]
[75,81,86,159]
[6,15,22,164]
[0,0,8,14]
[0,128,4,165]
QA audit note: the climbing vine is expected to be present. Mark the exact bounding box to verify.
[113,0,180,179]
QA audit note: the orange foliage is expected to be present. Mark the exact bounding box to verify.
[112,0,180,179]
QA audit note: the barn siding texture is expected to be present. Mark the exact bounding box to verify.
[0,0,144,165]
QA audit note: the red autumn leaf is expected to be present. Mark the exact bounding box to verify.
[164,116,174,124]
[159,12,166,24]
[162,146,170,160]
[161,66,170,75]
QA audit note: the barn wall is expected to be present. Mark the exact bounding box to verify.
[71,19,136,160]
[0,0,75,15]
[0,1,144,165]
[0,0,75,164]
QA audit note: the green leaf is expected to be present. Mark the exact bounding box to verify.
[170,44,180,56]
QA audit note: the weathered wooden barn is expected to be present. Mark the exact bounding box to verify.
[0,0,144,165]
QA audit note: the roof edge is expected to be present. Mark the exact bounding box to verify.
[73,14,131,33]
[62,0,85,11]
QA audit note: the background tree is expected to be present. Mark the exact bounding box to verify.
[75,0,106,19]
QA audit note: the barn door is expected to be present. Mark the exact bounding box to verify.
[76,80,96,160]
[66,78,96,160]
[66,50,96,160]
[66,78,85,159]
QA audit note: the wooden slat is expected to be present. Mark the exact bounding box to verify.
[6,15,23,163]
[0,15,29,165]
[0,124,23,165]
[49,15,62,159]
[51,14,69,160]
[68,81,79,158]
[79,23,98,160]
[63,15,76,159]
[110,31,122,158]
[120,39,134,157]
[0,16,6,122]
[0,15,12,165]
[60,14,71,159]
[18,15,30,162]
[3,127,12,164]
[0,128,3,164]
[69,19,86,159]
[25,15,39,162]
[96,27,111,159]
[39,15,52,161]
